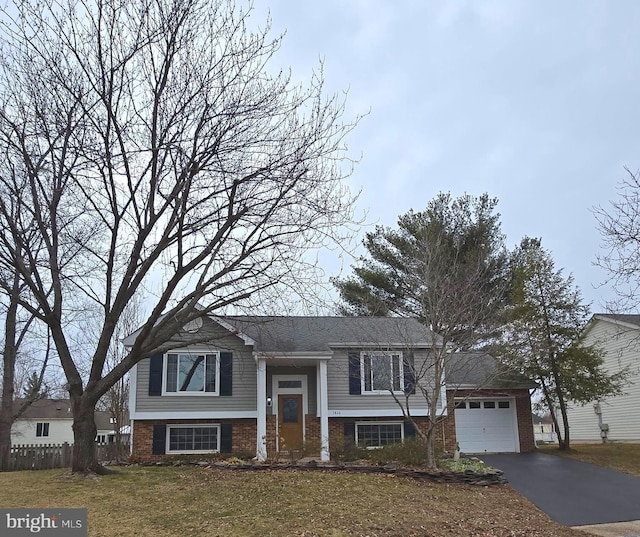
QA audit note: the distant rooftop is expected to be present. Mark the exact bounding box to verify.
[14,398,122,430]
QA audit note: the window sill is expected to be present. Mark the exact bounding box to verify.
[166,450,220,455]
[361,390,406,395]
[161,392,219,397]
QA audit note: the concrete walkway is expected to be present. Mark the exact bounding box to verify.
[481,452,640,528]
[573,520,640,537]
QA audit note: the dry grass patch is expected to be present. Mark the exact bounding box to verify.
[0,466,587,536]
[538,443,640,477]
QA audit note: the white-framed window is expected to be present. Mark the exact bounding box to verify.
[164,352,219,395]
[167,425,220,454]
[360,351,404,393]
[95,434,107,445]
[36,422,50,437]
[356,422,404,448]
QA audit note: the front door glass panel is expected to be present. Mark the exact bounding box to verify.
[282,396,299,423]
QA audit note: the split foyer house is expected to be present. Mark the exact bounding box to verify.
[125,315,535,461]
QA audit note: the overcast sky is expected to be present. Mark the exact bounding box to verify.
[250,1,640,312]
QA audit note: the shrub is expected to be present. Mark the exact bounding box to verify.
[438,456,491,473]
[231,450,255,461]
[329,436,367,462]
[364,440,428,467]
[221,457,247,466]
[159,453,227,464]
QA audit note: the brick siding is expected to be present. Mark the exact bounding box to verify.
[132,389,534,462]
[328,416,455,453]
[132,418,256,461]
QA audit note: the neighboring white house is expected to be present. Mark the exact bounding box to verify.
[532,413,557,444]
[11,398,123,446]
[12,399,75,445]
[564,314,640,442]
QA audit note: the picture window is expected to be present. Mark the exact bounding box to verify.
[167,426,219,453]
[356,422,403,448]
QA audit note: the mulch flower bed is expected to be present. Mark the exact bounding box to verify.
[137,458,507,486]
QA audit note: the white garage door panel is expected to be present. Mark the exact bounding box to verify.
[455,399,518,453]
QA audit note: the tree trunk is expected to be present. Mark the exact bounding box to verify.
[539,381,566,450]
[557,396,570,451]
[0,275,19,472]
[424,417,437,469]
[0,409,13,472]
[0,352,15,471]
[70,395,101,474]
[548,410,565,450]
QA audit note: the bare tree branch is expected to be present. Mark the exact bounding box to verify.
[0,0,360,473]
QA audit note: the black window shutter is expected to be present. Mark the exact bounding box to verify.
[348,352,361,395]
[403,353,416,395]
[220,423,232,453]
[148,354,164,396]
[404,421,416,439]
[152,424,166,455]
[343,421,356,441]
[219,352,233,396]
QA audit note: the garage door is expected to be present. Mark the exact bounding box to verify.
[454,399,518,453]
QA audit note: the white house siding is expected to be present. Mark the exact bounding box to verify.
[326,348,431,415]
[133,336,257,415]
[564,318,640,442]
[11,419,75,445]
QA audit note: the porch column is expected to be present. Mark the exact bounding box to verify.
[256,356,267,461]
[319,359,330,461]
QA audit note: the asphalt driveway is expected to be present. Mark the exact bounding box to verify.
[482,452,640,526]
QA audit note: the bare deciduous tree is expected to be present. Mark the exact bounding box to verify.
[594,168,640,311]
[0,197,53,470]
[0,301,52,470]
[0,0,359,473]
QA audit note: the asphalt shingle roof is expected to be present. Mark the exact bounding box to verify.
[14,398,73,419]
[445,352,536,390]
[595,313,640,328]
[14,399,118,430]
[221,317,531,389]
[221,316,441,352]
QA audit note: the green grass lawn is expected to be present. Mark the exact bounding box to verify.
[0,466,585,536]
[538,442,640,477]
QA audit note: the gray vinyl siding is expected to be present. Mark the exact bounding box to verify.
[266,366,317,416]
[564,319,640,441]
[327,348,430,412]
[414,350,443,410]
[135,330,257,413]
